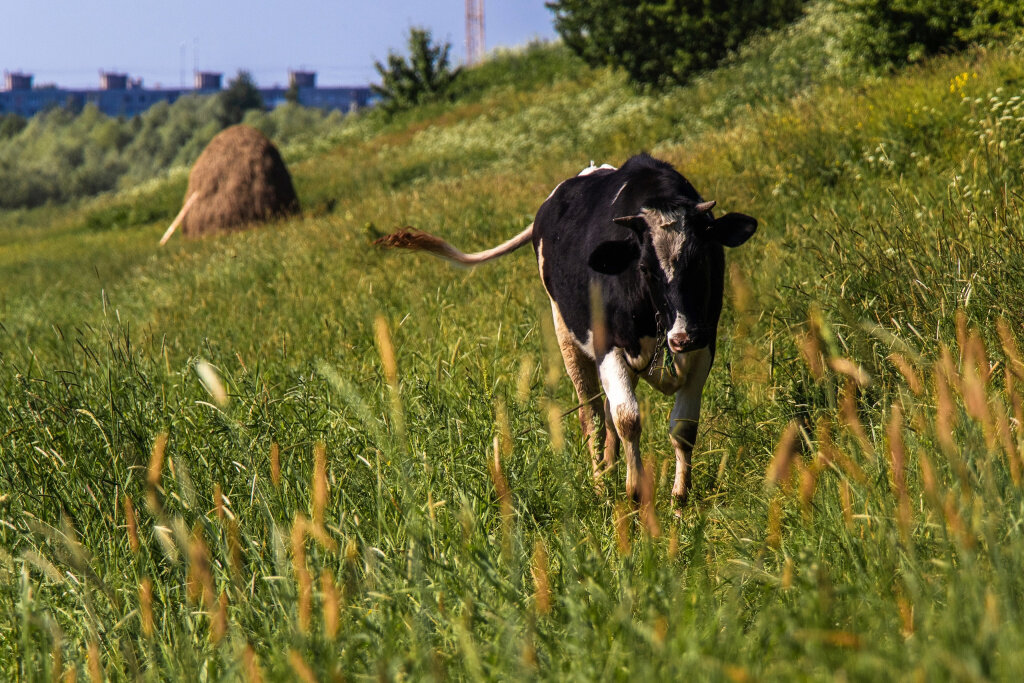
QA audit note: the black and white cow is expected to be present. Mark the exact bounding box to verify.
[377,154,757,506]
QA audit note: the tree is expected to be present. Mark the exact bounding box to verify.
[372,27,461,113]
[546,0,806,88]
[219,70,264,126]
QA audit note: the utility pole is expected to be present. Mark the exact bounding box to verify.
[465,0,485,66]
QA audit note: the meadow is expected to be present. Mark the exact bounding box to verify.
[2,18,1024,681]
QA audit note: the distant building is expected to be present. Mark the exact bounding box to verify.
[0,70,372,118]
[194,71,222,91]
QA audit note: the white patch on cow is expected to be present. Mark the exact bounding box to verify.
[625,335,659,372]
[666,311,691,342]
[578,163,617,177]
[651,222,686,281]
[611,181,628,205]
[599,350,639,433]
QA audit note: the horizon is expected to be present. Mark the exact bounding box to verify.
[0,1,558,90]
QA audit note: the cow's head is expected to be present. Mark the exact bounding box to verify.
[588,200,757,355]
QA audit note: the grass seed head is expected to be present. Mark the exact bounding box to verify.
[766,421,800,490]
[313,442,328,528]
[269,442,281,488]
[241,645,264,683]
[531,539,551,615]
[888,353,923,395]
[613,502,631,555]
[123,495,139,554]
[195,359,229,407]
[886,404,912,542]
[139,578,154,638]
[321,570,340,639]
[87,640,102,683]
[996,317,1024,380]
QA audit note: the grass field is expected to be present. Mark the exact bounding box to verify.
[2,23,1024,681]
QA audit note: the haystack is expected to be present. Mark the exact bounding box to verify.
[161,125,299,244]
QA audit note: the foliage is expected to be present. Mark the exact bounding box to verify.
[835,0,1024,68]
[0,113,26,140]
[219,70,265,126]
[372,27,461,113]
[0,93,344,210]
[546,0,807,87]
[5,20,1024,681]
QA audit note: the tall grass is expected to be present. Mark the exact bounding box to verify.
[2,22,1024,680]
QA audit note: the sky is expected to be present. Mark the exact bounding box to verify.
[0,1,558,90]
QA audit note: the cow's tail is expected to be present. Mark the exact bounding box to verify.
[375,223,533,266]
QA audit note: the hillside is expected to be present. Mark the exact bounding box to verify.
[2,21,1024,681]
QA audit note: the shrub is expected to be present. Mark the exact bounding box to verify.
[372,27,461,113]
[835,0,1024,68]
[546,0,807,88]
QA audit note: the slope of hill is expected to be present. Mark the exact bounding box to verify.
[2,18,1024,680]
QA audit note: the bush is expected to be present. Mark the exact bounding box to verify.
[546,0,807,88]
[835,0,1024,68]
[372,27,461,113]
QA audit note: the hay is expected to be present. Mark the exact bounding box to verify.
[174,124,299,240]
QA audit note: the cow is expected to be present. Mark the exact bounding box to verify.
[376,154,757,507]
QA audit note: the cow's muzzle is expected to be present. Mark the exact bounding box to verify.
[667,331,707,354]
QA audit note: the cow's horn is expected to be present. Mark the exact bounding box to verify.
[695,200,716,213]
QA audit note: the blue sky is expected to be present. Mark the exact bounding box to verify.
[0,1,558,89]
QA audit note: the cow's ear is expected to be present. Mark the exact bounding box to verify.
[707,212,757,247]
[588,239,641,275]
[613,215,648,235]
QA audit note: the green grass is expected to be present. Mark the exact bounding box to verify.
[3,26,1024,680]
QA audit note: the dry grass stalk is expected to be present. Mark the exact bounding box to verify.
[374,316,398,388]
[817,417,866,484]
[241,645,265,683]
[886,405,912,542]
[589,281,608,357]
[288,650,317,683]
[321,570,340,639]
[839,480,854,530]
[87,640,102,683]
[766,497,783,548]
[211,590,229,644]
[766,421,800,489]
[543,398,565,452]
[531,539,551,615]
[495,399,513,458]
[888,353,923,395]
[139,578,154,638]
[997,318,1024,381]
[196,360,229,407]
[897,596,915,638]
[187,528,216,610]
[51,632,64,682]
[799,458,823,521]
[123,496,139,554]
[227,518,243,578]
[934,359,957,453]
[516,355,535,403]
[146,432,168,512]
[839,380,873,457]
[796,330,825,380]
[995,408,1021,486]
[781,557,794,590]
[270,442,281,488]
[942,492,975,549]
[313,442,328,529]
[213,483,224,522]
[639,457,661,538]
[489,436,514,540]
[829,358,870,388]
[291,515,312,634]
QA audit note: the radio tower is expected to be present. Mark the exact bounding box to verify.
[466,0,485,66]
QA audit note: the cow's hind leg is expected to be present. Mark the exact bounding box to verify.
[598,350,642,503]
[601,398,620,472]
[551,304,604,478]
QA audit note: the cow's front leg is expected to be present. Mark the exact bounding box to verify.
[598,350,642,502]
[669,348,712,509]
